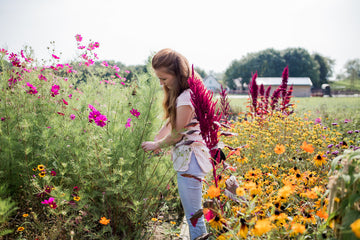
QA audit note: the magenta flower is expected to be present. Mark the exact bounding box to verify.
[88,110,101,122]
[88,104,98,112]
[101,61,109,67]
[68,94,72,99]
[26,82,38,95]
[50,169,56,176]
[0,48,8,55]
[1,117,5,121]
[75,34,83,42]
[125,118,132,128]
[41,197,57,209]
[51,85,60,97]
[95,115,107,127]
[115,73,121,78]
[70,114,76,120]
[120,82,125,85]
[130,108,140,118]
[52,54,60,60]
[125,70,130,74]
[314,118,322,124]
[38,74,47,81]
[62,98,68,105]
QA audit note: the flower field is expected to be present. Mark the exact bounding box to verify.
[0,35,360,240]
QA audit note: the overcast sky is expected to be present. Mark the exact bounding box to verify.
[1,0,359,77]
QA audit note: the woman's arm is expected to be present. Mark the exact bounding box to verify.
[142,105,193,152]
[154,120,171,141]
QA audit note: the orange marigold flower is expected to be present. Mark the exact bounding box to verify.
[351,218,360,238]
[316,208,329,219]
[99,217,110,225]
[23,214,29,218]
[274,144,285,154]
[300,141,314,153]
[291,223,306,235]
[207,185,220,198]
[252,219,272,236]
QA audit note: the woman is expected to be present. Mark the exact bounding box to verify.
[141,48,212,240]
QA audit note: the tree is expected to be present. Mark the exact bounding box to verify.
[224,49,286,90]
[312,53,335,85]
[344,58,360,87]
[281,48,320,88]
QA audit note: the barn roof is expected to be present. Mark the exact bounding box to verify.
[256,77,313,86]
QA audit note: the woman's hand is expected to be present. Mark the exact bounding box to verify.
[141,141,161,152]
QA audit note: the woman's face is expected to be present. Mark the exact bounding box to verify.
[154,67,177,90]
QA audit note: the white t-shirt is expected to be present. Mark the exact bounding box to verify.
[172,89,213,173]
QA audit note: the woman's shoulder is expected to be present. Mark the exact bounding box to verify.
[177,88,192,107]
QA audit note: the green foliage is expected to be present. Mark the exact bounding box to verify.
[328,149,360,240]
[0,50,176,238]
[0,184,17,237]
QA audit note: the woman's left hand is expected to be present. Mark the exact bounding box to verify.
[141,141,160,152]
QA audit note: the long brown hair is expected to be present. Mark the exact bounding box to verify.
[152,48,191,129]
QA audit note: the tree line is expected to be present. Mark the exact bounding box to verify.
[223,47,335,90]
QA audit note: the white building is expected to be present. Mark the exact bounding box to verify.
[255,77,313,97]
[203,75,221,93]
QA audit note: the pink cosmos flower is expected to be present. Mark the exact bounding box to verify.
[38,74,47,81]
[0,48,8,55]
[51,85,60,97]
[41,197,57,209]
[113,65,120,72]
[125,118,131,128]
[101,61,109,67]
[115,73,121,78]
[95,115,107,127]
[68,94,72,99]
[121,82,125,85]
[52,54,60,59]
[78,46,85,49]
[75,34,83,42]
[70,114,76,120]
[88,110,101,122]
[125,70,130,74]
[130,108,140,118]
[26,82,38,95]
[50,170,56,176]
[62,98,68,105]
[88,104,98,112]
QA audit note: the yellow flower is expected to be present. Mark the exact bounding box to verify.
[351,218,360,238]
[170,221,176,225]
[313,153,327,167]
[99,217,110,225]
[236,187,245,196]
[274,144,285,154]
[151,218,158,222]
[17,226,25,231]
[22,213,29,218]
[73,196,81,201]
[37,164,45,171]
[39,172,45,177]
[209,215,226,230]
[251,219,272,236]
[207,185,220,199]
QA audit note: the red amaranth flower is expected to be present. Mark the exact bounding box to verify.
[219,85,231,124]
[188,66,222,163]
[248,72,258,114]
